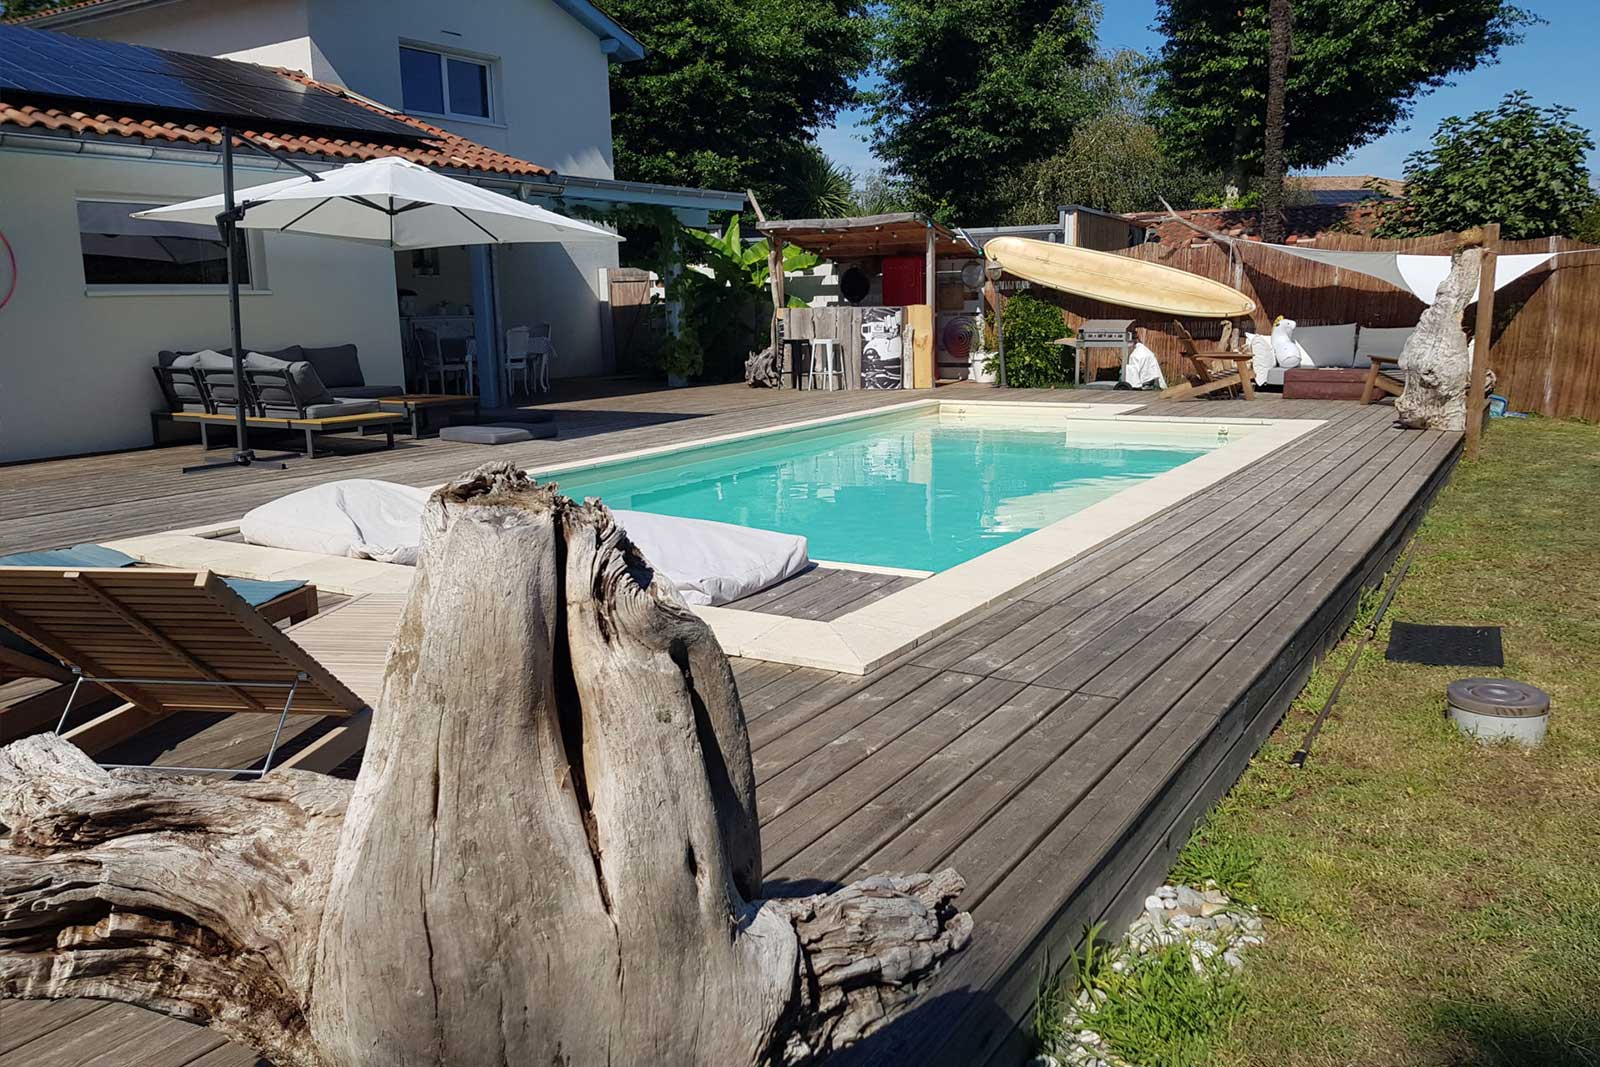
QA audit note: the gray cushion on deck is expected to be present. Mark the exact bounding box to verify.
[298,399,381,419]
[1295,323,1358,368]
[329,384,405,399]
[246,352,336,409]
[1357,326,1415,363]
[441,423,539,444]
[300,344,365,388]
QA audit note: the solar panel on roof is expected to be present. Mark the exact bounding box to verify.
[0,24,423,141]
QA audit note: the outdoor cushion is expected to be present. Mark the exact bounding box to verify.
[439,424,535,444]
[298,399,381,419]
[246,352,337,410]
[239,480,810,606]
[1294,323,1357,367]
[188,348,245,405]
[1358,326,1415,361]
[240,480,430,565]
[299,344,365,388]
[0,543,304,608]
[329,384,406,400]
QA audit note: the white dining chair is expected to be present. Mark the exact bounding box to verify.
[414,326,474,394]
[528,323,558,392]
[504,325,533,398]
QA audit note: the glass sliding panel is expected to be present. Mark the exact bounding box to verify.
[446,57,489,118]
[78,201,249,287]
[399,46,444,114]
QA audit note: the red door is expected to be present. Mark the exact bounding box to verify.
[881,255,925,306]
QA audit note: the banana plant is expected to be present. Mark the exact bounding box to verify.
[681,217,819,307]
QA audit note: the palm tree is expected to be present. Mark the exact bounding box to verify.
[780,144,857,219]
[1260,0,1293,243]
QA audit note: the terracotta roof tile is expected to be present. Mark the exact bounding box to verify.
[0,66,554,177]
[1126,203,1387,247]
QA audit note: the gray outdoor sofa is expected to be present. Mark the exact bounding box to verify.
[1259,323,1416,387]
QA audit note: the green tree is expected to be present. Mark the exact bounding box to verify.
[0,0,63,17]
[773,144,857,219]
[1153,0,1534,188]
[606,0,870,205]
[996,111,1214,223]
[870,0,1099,223]
[1373,92,1598,240]
[991,292,1071,387]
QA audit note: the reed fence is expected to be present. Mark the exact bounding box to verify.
[1032,231,1600,420]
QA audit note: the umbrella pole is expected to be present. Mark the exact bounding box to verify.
[183,126,290,473]
[224,127,248,459]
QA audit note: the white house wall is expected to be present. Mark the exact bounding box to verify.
[0,149,403,464]
[496,238,611,380]
[53,0,319,78]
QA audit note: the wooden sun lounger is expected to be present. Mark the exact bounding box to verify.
[0,567,371,774]
[1158,320,1256,401]
[1361,355,1405,404]
[172,410,406,457]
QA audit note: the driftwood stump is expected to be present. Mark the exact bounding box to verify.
[0,463,970,1066]
[746,344,783,388]
[1395,236,1485,431]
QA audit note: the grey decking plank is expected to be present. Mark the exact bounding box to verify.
[0,1002,226,1067]
[866,431,1452,1065]
[0,999,111,1055]
[751,664,945,781]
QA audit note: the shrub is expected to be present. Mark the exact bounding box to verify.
[990,292,1071,388]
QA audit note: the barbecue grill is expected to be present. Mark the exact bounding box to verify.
[1074,319,1136,385]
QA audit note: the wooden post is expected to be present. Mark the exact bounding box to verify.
[770,234,785,387]
[924,223,936,309]
[1466,223,1500,460]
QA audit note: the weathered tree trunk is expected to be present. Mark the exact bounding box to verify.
[1258,0,1293,245]
[0,463,970,1066]
[1395,239,1485,431]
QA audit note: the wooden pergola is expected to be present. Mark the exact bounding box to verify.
[755,211,978,311]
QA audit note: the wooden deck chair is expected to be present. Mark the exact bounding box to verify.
[1159,320,1257,401]
[0,568,367,775]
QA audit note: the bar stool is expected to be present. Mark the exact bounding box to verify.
[807,338,842,391]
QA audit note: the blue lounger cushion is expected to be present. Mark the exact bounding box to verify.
[0,544,305,608]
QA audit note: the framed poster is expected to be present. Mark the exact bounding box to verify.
[861,306,904,390]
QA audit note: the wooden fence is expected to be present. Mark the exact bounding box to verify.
[1029,232,1600,420]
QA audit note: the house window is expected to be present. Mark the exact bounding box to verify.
[399,45,492,120]
[77,200,252,288]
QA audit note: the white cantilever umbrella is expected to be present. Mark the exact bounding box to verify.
[134,155,622,247]
[137,148,620,472]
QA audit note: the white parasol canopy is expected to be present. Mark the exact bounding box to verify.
[133,156,621,249]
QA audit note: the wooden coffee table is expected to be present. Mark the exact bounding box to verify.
[378,394,479,436]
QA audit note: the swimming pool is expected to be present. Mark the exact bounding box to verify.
[542,405,1247,573]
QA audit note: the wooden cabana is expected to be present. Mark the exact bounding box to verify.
[756,213,980,390]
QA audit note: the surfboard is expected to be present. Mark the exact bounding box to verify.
[984,236,1256,318]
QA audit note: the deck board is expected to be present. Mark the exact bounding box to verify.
[0,383,1462,1066]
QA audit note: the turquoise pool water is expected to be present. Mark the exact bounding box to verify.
[543,409,1227,572]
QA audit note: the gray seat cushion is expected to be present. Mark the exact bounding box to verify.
[1357,326,1415,363]
[246,352,337,410]
[298,399,381,420]
[329,384,405,400]
[1294,323,1358,368]
[440,424,537,444]
[300,344,364,388]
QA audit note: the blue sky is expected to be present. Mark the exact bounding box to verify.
[816,0,1600,181]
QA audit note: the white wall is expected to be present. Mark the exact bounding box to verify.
[304,0,617,180]
[0,149,404,463]
[57,0,317,76]
[60,0,619,181]
[496,237,611,380]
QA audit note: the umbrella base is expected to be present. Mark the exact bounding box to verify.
[182,449,294,474]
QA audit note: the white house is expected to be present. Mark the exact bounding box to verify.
[0,4,741,463]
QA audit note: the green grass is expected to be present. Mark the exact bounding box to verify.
[1188,417,1600,1067]
[1038,926,1246,1067]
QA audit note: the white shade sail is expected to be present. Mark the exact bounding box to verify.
[133,156,622,249]
[1253,243,1553,305]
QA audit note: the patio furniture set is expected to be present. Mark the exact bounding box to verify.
[1162,321,1415,403]
[153,342,484,456]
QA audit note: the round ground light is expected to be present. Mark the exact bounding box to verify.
[1447,678,1551,747]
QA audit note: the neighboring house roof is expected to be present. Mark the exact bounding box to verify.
[2,0,646,61]
[0,66,556,177]
[1287,174,1406,205]
[1127,203,1386,246]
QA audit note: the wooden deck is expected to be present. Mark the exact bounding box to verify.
[0,382,1460,1067]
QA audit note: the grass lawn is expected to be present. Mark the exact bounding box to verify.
[1167,416,1600,1067]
